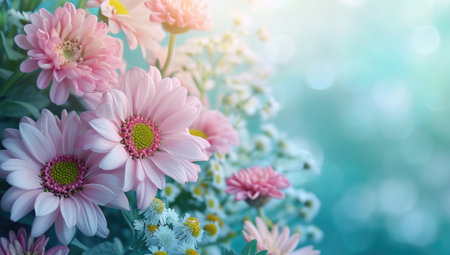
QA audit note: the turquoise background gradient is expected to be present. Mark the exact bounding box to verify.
[31,0,450,253]
[218,0,450,254]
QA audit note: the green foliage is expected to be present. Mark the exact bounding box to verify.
[82,238,124,255]
[221,240,268,255]
[1,31,23,61]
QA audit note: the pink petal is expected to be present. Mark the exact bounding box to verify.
[55,216,76,244]
[123,158,137,191]
[136,180,157,210]
[19,123,54,164]
[1,187,27,211]
[76,198,98,236]
[60,198,78,228]
[151,152,187,184]
[1,158,40,173]
[6,170,41,190]
[20,59,38,72]
[81,183,115,205]
[31,209,58,237]
[10,189,41,221]
[37,70,52,89]
[34,192,60,216]
[89,118,122,142]
[94,205,109,238]
[50,80,70,105]
[141,159,165,189]
[99,145,128,170]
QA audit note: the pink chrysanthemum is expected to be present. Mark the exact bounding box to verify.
[225,166,290,207]
[14,2,123,105]
[0,110,129,244]
[87,0,165,60]
[189,109,239,157]
[145,0,214,33]
[0,228,68,255]
[81,67,209,209]
[243,217,320,255]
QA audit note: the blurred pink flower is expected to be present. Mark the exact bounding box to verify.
[14,2,123,105]
[0,228,68,255]
[243,217,320,255]
[225,166,290,204]
[0,110,129,244]
[190,109,238,157]
[87,0,165,61]
[81,67,209,209]
[145,0,213,33]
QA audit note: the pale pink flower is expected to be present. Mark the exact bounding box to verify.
[0,228,68,255]
[145,0,213,33]
[225,166,290,206]
[14,2,123,105]
[87,0,165,61]
[0,110,129,244]
[189,109,238,157]
[243,217,320,255]
[81,67,209,209]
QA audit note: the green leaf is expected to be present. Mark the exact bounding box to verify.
[71,238,90,251]
[221,246,238,255]
[1,31,24,61]
[0,68,13,80]
[0,99,40,119]
[82,238,124,255]
[240,239,259,255]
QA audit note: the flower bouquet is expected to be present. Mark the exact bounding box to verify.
[0,0,322,254]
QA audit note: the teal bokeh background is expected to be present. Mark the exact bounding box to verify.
[223,0,450,254]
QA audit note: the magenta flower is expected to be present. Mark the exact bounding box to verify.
[14,2,123,105]
[0,228,68,255]
[0,110,129,244]
[225,166,290,207]
[81,67,209,209]
[243,217,320,255]
[87,0,165,60]
[145,0,213,33]
[189,109,239,157]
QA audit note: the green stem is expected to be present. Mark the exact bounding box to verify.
[78,0,88,9]
[0,69,27,97]
[257,207,274,228]
[161,33,177,77]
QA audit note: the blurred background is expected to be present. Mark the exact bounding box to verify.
[212,0,450,254]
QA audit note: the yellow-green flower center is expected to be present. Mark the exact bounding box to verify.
[186,249,199,255]
[51,161,79,185]
[193,186,202,196]
[154,252,167,255]
[189,129,208,139]
[109,0,129,15]
[153,198,165,214]
[58,40,83,64]
[206,214,224,227]
[132,123,155,150]
[184,217,201,237]
[204,223,218,236]
[165,186,172,196]
[147,224,159,233]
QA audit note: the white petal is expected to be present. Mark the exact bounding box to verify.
[1,187,27,211]
[123,158,136,191]
[94,205,109,238]
[34,192,60,216]
[1,158,40,173]
[81,183,115,205]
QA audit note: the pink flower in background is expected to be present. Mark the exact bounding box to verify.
[190,109,239,157]
[87,0,165,61]
[14,2,123,105]
[0,228,68,255]
[145,0,213,33]
[81,67,209,209]
[225,166,290,205]
[243,217,320,255]
[0,110,129,244]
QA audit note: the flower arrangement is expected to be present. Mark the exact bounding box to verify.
[0,0,322,254]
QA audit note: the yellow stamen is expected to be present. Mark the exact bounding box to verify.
[189,129,208,139]
[109,0,128,15]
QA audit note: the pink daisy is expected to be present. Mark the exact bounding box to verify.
[81,67,209,209]
[225,166,290,207]
[14,2,123,105]
[87,0,165,60]
[0,109,129,244]
[189,109,239,157]
[243,217,320,255]
[145,0,214,34]
[0,228,68,255]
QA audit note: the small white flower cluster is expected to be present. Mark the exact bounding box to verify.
[295,224,324,243]
[295,190,321,222]
[7,9,31,33]
[133,198,224,254]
